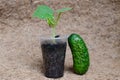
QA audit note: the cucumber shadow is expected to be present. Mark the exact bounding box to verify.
[65,66,74,74]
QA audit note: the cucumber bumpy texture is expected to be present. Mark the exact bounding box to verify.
[68,33,90,75]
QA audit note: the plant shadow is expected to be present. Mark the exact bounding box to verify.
[30,58,45,76]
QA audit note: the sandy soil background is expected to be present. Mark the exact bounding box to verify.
[0,0,120,80]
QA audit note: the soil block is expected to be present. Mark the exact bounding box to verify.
[41,40,67,78]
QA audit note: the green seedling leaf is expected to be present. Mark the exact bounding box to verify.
[32,5,72,39]
[56,7,72,13]
[47,17,56,28]
[33,5,54,20]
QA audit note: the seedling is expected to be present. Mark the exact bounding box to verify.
[33,5,72,38]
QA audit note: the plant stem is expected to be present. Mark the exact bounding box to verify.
[51,27,56,38]
[51,27,56,44]
[56,12,62,25]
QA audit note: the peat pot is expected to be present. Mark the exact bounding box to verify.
[40,35,67,78]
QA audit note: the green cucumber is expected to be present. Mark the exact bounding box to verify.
[68,33,90,75]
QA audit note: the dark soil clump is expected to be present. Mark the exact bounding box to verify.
[41,40,67,78]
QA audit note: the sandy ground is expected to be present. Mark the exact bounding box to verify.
[0,0,120,80]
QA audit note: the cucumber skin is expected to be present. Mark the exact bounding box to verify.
[68,33,90,75]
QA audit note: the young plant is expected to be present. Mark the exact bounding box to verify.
[33,5,72,38]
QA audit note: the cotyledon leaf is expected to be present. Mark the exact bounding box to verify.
[56,7,72,13]
[33,5,54,20]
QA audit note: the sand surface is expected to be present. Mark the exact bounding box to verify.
[0,0,120,80]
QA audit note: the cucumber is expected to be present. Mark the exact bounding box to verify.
[68,33,90,75]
